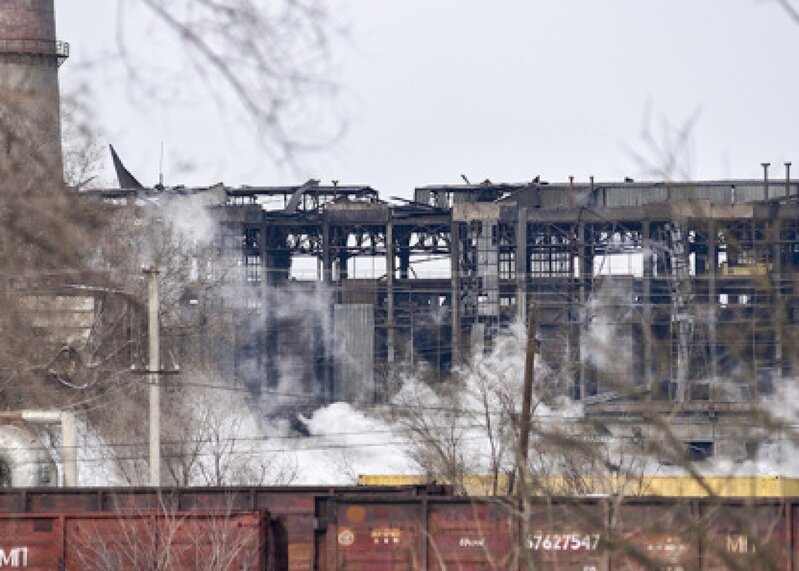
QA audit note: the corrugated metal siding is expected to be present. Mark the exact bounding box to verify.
[333,304,375,402]
[670,183,727,204]
[534,182,799,209]
[603,186,668,207]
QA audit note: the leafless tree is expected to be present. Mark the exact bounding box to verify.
[774,0,799,24]
[110,0,343,164]
[389,372,472,494]
[61,86,106,190]
[69,503,264,570]
[0,0,344,474]
[165,386,297,487]
[624,101,702,182]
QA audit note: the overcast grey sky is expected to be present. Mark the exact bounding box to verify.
[56,1,799,197]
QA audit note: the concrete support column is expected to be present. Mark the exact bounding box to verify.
[399,241,410,280]
[321,222,334,401]
[642,221,654,393]
[708,221,718,380]
[322,223,333,283]
[750,219,758,387]
[772,218,783,381]
[262,227,277,391]
[515,208,528,323]
[385,220,395,392]
[578,222,590,399]
[450,222,462,367]
[338,229,349,281]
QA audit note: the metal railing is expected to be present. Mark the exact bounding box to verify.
[0,39,69,64]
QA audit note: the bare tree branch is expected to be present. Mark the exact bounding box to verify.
[775,0,799,24]
[127,0,344,163]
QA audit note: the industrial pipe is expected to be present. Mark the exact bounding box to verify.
[0,410,78,486]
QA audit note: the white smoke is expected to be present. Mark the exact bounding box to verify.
[693,381,799,478]
[292,402,415,484]
[581,276,635,381]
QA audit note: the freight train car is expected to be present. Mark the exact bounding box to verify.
[0,485,448,571]
[315,495,795,570]
[3,487,795,570]
[0,511,271,570]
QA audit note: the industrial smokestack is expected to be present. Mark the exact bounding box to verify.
[0,0,68,186]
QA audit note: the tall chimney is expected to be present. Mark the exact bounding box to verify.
[0,0,68,187]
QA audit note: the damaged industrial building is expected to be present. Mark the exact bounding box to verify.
[1,0,798,486]
[88,166,799,462]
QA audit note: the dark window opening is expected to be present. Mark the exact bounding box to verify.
[686,441,714,461]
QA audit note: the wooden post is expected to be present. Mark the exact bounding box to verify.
[519,301,537,471]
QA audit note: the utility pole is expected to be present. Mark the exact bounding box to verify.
[516,302,536,567]
[519,301,537,472]
[144,266,161,487]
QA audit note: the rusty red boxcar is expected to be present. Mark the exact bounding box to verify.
[315,495,611,570]
[316,496,518,571]
[0,484,448,571]
[608,499,792,571]
[315,495,799,571]
[4,487,795,570]
[0,511,270,570]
